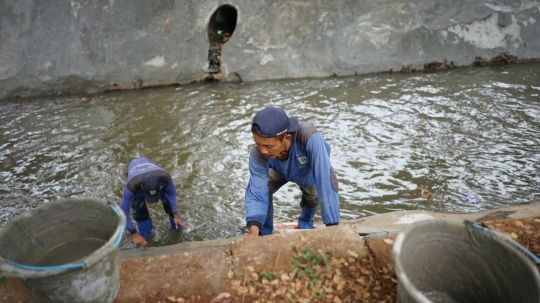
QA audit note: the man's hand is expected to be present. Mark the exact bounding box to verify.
[132,233,147,247]
[174,215,188,229]
[246,225,260,238]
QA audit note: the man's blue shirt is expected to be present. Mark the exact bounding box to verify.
[120,157,178,233]
[244,123,340,228]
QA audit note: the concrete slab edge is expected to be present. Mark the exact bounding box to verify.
[119,202,540,260]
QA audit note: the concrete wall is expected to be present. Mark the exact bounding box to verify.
[1,0,539,100]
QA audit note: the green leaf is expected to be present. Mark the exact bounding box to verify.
[534,219,540,223]
[510,232,518,239]
[316,288,326,299]
[0,276,6,285]
[297,270,305,278]
[259,270,278,279]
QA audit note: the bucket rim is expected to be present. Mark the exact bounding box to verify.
[391,221,433,303]
[391,219,540,302]
[1,198,125,275]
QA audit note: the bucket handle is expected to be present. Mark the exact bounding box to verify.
[471,223,540,265]
[0,201,125,278]
[82,202,125,269]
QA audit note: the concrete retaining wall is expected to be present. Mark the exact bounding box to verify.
[1,0,539,100]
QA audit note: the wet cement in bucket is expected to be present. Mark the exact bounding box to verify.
[392,220,540,303]
[421,290,461,303]
[34,238,106,267]
[0,198,125,303]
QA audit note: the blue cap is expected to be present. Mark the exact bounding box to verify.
[252,107,299,138]
[142,175,161,203]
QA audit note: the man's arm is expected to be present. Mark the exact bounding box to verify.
[120,187,138,234]
[163,176,189,229]
[306,132,340,225]
[244,154,270,234]
[163,177,178,215]
[121,180,148,246]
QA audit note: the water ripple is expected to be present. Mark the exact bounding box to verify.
[0,64,539,247]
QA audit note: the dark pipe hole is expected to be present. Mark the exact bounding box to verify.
[208,5,237,46]
[207,5,238,78]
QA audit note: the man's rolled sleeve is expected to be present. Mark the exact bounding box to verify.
[306,133,340,225]
[244,155,270,229]
[164,178,178,213]
[120,187,136,233]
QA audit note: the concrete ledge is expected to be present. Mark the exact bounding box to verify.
[346,202,540,235]
[117,202,540,260]
[119,236,243,260]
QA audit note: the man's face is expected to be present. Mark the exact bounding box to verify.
[253,134,291,160]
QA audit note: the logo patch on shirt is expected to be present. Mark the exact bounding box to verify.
[297,156,308,165]
[149,190,157,195]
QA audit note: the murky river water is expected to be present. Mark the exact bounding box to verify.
[1,64,539,248]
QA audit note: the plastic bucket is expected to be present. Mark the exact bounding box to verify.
[0,198,125,303]
[392,220,540,303]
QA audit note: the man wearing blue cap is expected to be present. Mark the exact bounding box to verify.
[244,107,340,236]
[120,157,188,246]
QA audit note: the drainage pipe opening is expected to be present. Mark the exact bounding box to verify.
[207,5,238,80]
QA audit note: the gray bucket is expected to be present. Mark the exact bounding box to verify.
[0,198,125,303]
[392,220,540,303]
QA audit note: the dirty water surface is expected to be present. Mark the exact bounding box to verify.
[0,63,539,248]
